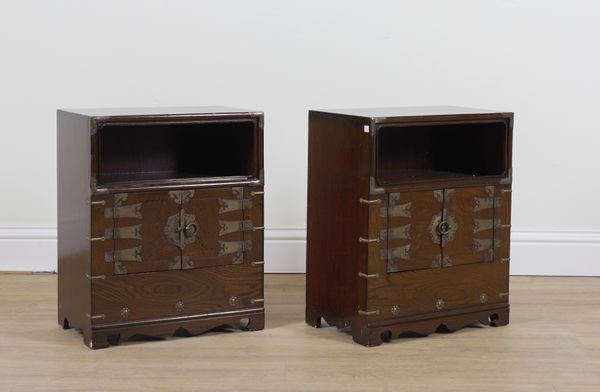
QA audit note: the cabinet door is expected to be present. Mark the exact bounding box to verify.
[442,187,496,267]
[182,187,255,269]
[382,190,443,272]
[107,191,181,274]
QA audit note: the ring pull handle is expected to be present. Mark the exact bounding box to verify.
[437,220,451,236]
[183,223,198,237]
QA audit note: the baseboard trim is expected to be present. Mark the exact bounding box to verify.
[1,227,599,276]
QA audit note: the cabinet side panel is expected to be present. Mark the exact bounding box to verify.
[306,113,370,328]
[57,111,92,336]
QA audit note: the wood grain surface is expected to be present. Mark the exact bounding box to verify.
[368,262,509,322]
[92,264,263,324]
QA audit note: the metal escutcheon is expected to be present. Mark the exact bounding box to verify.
[437,220,451,235]
[184,222,198,237]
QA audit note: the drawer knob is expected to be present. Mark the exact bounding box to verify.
[480,293,488,304]
[175,300,184,312]
[435,298,445,310]
[183,223,198,237]
[437,220,451,235]
[120,307,131,319]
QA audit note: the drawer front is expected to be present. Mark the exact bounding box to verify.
[91,263,264,324]
[366,262,509,322]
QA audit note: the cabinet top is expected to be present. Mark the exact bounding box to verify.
[310,106,512,120]
[58,106,262,118]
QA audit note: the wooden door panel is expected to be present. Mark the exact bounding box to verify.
[108,191,181,274]
[384,190,443,272]
[367,262,509,322]
[183,187,247,268]
[92,264,263,324]
[443,187,495,267]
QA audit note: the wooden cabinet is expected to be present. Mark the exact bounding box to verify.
[58,107,265,349]
[306,107,513,346]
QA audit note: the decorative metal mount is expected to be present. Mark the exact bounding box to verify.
[86,313,106,320]
[359,237,380,243]
[85,273,106,280]
[369,176,385,195]
[380,201,411,218]
[358,272,379,279]
[429,211,457,247]
[381,224,411,240]
[169,190,195,204]
[359,198,381,204]
[358,309,380,316]
[480,293,488,304]
[435,299,445,310]
[164,211,198,249]
[120,307,131,319]
[380,245,411,261]
[87,200,106,206]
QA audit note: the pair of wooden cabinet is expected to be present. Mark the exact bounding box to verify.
[57,107,264,349]
[306,107,513,346]
[58,106,513,348]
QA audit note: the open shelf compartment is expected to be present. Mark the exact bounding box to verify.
[97,119,258,187]
[376,121,509,185]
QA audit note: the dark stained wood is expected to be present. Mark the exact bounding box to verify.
[92,264,263,324]
[58,108,264,349]
[90,310,265,349]
[367,262,509,321]
[355,304,509,347]
[306,107,513,346]
[305,111,371,330]
[57,110,93,341]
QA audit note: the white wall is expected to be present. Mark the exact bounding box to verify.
[1,0,599,274]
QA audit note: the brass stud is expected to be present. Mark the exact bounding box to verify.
[391,305,400,316]
[480,293,488,304]
[120,307,131,319]
[229,296,239,306]
[175,300,184,312]
[435,298,445,310]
